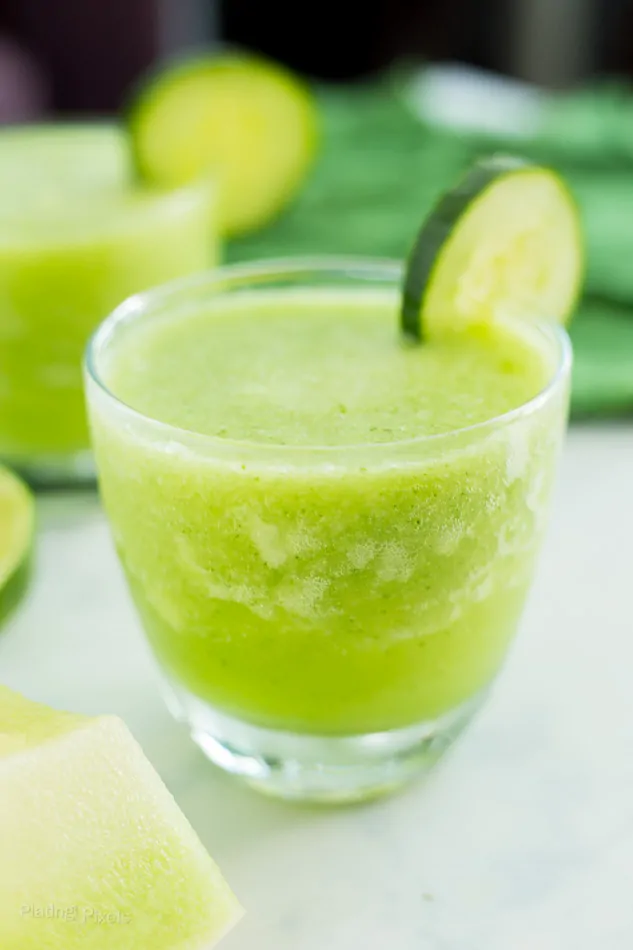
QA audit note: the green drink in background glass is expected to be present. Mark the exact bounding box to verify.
[86,258,571,802]
[0,125,216,484]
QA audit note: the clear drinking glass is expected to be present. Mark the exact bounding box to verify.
[0,125,217,486]
[85,258,571,802]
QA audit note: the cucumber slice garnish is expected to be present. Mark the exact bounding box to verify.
[401,155,584,339]
[0,466,34,627]
[128,52,319,237]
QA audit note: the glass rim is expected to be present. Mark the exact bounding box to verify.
[84,255,572,462]
[0,120,217,241]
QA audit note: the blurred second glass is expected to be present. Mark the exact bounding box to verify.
[0,123,217,486]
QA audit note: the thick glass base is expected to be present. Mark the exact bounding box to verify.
[164,682,488,803]
[1,450,96,489]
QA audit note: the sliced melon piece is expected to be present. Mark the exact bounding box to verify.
[0,686,243,950]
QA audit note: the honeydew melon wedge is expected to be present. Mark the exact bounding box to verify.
[0,686,243,950]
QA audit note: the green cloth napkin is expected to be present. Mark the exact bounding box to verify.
[570,299,633,416]
[227,82,633,418]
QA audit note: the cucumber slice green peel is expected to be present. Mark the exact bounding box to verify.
[401,155,584,341]
[0,466,34,628]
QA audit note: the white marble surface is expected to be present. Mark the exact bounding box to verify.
[1,424,632,950]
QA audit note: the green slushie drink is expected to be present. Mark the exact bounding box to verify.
[0,125,216,483]
[86,258,571,802]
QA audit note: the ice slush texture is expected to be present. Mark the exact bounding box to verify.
[89,289,569,735]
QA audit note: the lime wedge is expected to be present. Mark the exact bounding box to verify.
[401,155,584,339]
[0,466,34,626]
[128,52,319,237]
